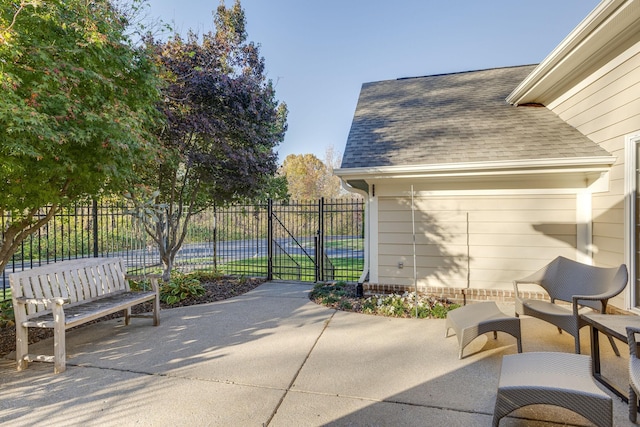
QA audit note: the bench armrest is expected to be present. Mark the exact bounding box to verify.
[15,296,69,306]
[125,274,161,292]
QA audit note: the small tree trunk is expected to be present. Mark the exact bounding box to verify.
[161,254,173,283]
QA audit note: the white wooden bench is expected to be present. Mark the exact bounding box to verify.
[10,257,160,373]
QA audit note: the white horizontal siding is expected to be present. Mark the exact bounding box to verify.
[549,48,640,275]
[376,194,577,290]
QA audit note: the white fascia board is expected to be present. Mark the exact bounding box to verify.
[506,0,633,105]
[334,156,616,180]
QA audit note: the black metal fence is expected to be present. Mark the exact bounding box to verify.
[1,198,365,300]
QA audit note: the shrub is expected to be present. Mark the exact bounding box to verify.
[309,281,347,301]
[431,302,457,319]
[188,270,223,282]
[339,299,353,310]
[160,272,206,305]
[310,283,459,319]
[0,300,14,328]
[129,277,152,292]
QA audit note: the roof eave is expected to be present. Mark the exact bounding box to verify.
[335,157,616,180]
[507,0,638,105]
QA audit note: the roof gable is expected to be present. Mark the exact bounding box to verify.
[340,65,611,170]
[508,0,640,105]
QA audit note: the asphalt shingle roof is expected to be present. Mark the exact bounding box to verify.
[340,65,611,169]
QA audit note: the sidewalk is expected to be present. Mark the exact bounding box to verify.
[0,281,634,426]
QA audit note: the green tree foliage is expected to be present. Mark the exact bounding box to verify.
[137,0,287,280]
[279,149,344,200]
[280,154,326,200]
[250,175,289,203]
[0,0,162,271]
[322,145,346,199]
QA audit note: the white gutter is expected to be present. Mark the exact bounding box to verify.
[335,156,616,180]
[507,0,634,105]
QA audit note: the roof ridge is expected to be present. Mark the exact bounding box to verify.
[395,64,538,82]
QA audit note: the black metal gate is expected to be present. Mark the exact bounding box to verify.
[268,199,334,282]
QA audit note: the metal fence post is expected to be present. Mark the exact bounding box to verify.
[212,204,218,270]
[318,197,324,282]
[92,199,99,258]
[267,198,273,280]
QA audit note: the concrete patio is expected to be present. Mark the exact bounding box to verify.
[0,281,635,426]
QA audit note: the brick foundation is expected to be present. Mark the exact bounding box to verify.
[362,283,629,314]
[363,283,547,304]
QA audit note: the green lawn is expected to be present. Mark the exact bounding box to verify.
[221,254,363,282]
[324,238,364,250]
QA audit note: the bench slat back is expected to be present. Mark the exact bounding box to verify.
[10,258,129,318]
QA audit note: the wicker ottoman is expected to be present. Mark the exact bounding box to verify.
[493,352,612,427]
[445,301,522,359]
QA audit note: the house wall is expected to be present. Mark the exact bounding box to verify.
[374,190,579,291]
[547,41,640,309]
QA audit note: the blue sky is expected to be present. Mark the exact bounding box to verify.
[145,0,601,164]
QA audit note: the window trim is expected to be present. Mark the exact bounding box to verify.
[625,132,640,311]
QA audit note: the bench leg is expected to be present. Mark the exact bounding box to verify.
[124,308,131,326]
[15,323,28,371]
[152,295,160,326]
[53,303,66,374]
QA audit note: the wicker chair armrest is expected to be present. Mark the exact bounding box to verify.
[573,288,624,302]
[513,280,548,299]
[572,293,613,315]
[626,326,640,358]
[512,280,521,296]
[513,278,542,287]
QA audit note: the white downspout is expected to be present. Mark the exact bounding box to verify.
[340,180,370,285]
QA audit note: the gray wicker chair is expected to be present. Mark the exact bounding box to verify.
[514,256,628,353]
[627,326,640,422]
